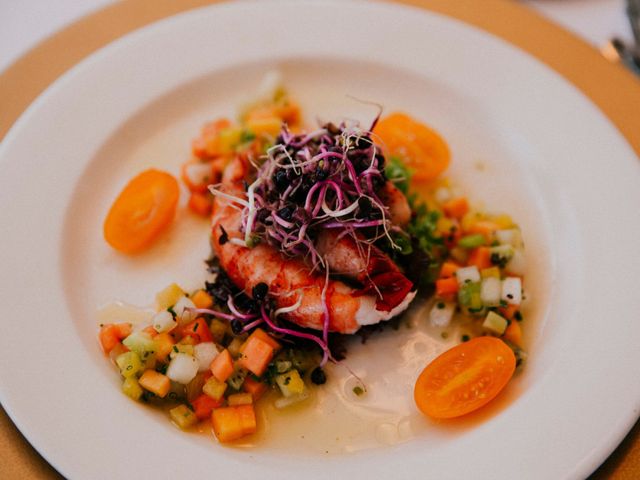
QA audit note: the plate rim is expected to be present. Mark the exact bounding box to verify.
[0,1,639,479]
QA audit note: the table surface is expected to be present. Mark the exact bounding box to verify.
[0,1,638,479]
[0,0,635,74]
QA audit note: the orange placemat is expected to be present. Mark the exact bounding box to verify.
[1,1,639,478]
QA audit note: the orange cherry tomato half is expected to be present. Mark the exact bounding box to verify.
[414,336,516,419]
[374,112,450,182]
[103,169,180,254]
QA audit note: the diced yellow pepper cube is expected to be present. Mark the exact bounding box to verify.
[461,211,485,232]
[210,319,228,343]
[217,127,242,155]
[275,369,305,397]
[436,217,455,236]
[246,117,282,137]
[122,377,143,401]
[170,343,195,359]
[491,214,515,229]
[227,337,245,358]
[227,393,253,406]
[169,404,198,430]
[481,267,501,279]
[115,351,143,378]
[154,333,175,362]
[139,370,170,398]
[156,283,185,311]
[203,376,227,401]
[191,289,213,309]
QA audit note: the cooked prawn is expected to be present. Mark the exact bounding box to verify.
[210,156,416,334]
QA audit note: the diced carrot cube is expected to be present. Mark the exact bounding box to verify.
[188,192,212,217]
[499,304,520,320]
[99,322,134,354]
[237,404,257,435]
[228,393,253,406]
[211,407,245,443]
[210,349,234,382]
[467,247,492,270]
[191,289,213,309]
[139,370,170,398]
[142,325,158,338]
[240,328,281,353]
[468,220,501,239]
[191,138,207,159]
[436,277,459,297]
[181,317,213,344]
[191,393,224,420]
[242,376,268,401]
[113,323,132,338]
[154,332,175,362]
[442,197,469,219]
[439,261,461,279]
[239,336,275,377]
[99,324,120,354]
[503,319,523,347]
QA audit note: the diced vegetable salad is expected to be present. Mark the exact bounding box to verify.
[100,80,530,439]
[100,283,322,443]
[386,160,528,361]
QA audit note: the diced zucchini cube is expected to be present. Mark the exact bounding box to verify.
[227,364,248,391]
[122,332,157,366]
[203,376,227,401]
[275,369,305,398]
[121,377,143,401]
[169,404,198,429]
[483,311,508,335]
[480,277,502,307]
[115,351,143,378]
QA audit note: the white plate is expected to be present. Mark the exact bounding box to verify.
[1,1,639,479]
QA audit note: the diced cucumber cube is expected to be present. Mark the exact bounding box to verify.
[227,365,248,391]
[122,332,157,366]
[194,342,218,372]
[458,234,486,249]
[483,311,508,335]
[480,277,501,306]
[152,310,176,333]
[458,281,482,311]
[455,266,480,285]
[166,353,199,385]
[501,277,522,305]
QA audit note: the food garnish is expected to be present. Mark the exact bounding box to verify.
[103,169,179,253]
[414,336,516,419]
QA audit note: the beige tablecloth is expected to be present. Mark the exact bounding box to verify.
[1,1,639,478]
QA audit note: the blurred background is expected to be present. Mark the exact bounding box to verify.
[0,0,635,74]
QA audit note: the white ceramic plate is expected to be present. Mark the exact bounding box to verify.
[1,1,640,478]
